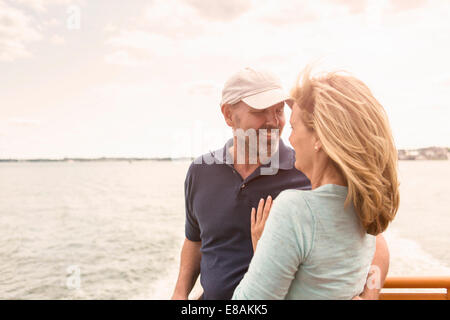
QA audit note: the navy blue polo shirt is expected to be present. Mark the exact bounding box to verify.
[184,138,311,300]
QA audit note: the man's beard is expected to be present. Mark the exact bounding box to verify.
[233,127,280,165]
[257,128,280,164]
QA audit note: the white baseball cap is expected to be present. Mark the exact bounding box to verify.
[220,67,293,109]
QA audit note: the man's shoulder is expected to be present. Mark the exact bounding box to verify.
[186,150,226,178]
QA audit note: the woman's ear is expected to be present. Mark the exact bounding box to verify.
[221,103,235,127]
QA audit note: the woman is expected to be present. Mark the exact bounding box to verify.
[232,67,400,300]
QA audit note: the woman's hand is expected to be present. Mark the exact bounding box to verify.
[251,195,273,252]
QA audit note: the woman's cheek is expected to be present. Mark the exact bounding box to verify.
[289,130,299,150]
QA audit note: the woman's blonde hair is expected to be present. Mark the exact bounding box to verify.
[290,66,399,236]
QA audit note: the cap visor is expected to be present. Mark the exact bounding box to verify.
[242,88,293,110]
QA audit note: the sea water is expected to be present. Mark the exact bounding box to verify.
[0,160,449,299]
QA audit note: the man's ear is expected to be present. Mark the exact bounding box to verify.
[221,103,235,127]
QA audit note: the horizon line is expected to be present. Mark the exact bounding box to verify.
[1,146,449,162]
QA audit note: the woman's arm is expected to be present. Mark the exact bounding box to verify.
[232,191,314,300]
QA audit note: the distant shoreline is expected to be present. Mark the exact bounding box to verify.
[1,146,449,162]
[397,146,449,161]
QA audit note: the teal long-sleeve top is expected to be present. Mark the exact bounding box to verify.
[232,184,376,300]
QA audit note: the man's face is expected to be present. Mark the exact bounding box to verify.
[229,101,286,160]
[231,101,286,138]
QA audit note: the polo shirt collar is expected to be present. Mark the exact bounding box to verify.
[211,138,294,171]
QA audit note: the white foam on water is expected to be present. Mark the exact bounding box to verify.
[137,271,204,300]
[132,264,203,300]
[383,227,450,277]
[131,236,204,300]
[380,228,450,294]
[134,272,177,300]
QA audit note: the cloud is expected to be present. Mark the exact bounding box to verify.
[104,0,219,65]
[104,0,350,67]
[104,1,307,66]
[184,80,221,96]
[105,30,179,65]
[44,18,60,27]
[249,0,351,26]
[183,0,253,21]
[435,76,450,88]
[103,23,117,33]
[12,0,46,12]
[104,49,152,67]
[0,0,41,61]
[325,0,428,17]
[326,0,367,14]
[7,118,41,126]
[143,0,205,38]
[49,34,64,44]
[12,0,82,12]
[388,0,428,13]
[255,5,318,26]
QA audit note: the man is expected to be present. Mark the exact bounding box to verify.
[171,67,389,300]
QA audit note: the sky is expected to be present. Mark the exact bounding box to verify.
[1,0,449,159]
